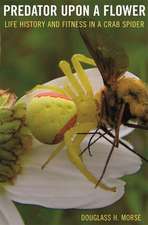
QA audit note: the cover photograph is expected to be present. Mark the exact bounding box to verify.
[0,0,148,225]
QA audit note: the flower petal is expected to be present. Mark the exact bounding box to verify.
[5,166,125,209]
[0,188,24,225]
[81,138,141,180]
[5,137,141,209]
[118,125,134,138]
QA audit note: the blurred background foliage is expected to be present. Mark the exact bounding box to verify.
[0,0,148,224]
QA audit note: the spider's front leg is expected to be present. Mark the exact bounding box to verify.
[59,54,96,99]
[71,54,96,97]
[64,122,116,192]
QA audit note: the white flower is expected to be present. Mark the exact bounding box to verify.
[7,137,140,209]
[0,68,141,224]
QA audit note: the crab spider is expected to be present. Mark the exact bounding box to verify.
[39,54,116,192]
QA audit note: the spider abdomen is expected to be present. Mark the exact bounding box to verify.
[26,91,77,144]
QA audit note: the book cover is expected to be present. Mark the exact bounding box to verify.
[0,0,147,225]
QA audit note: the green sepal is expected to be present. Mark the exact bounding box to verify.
[13,102,26,119]
[0,175,10,182]
[0,134,12,144]
[0,120,21,134]
[0,93,10,107]
[0,109,13,122]
[0,90,16,108]
[0,138,20,150]
[0,148,17,161]
[0,164,14,178]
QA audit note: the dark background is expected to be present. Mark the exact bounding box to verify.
[0,0,148,225]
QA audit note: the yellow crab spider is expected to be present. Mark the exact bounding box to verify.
[59,55,115,191]
[40,54,116,192]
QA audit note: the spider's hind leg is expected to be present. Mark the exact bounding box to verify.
[42,142,65,169]
[65,122,116,192]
